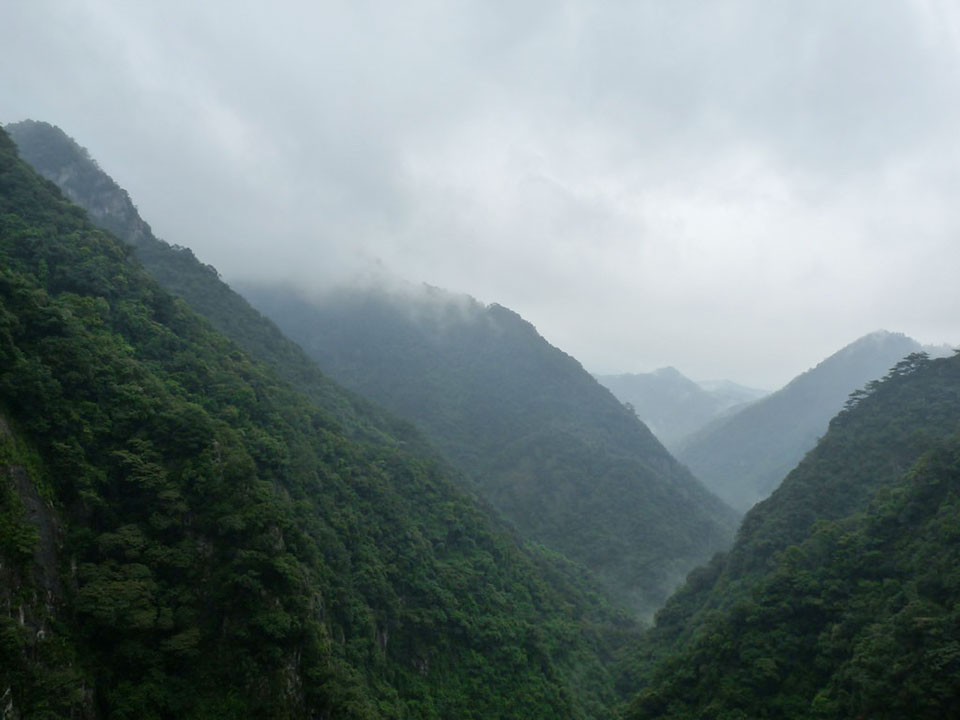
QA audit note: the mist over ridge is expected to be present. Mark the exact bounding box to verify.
[677,329,955,511]
[4,2,960,387]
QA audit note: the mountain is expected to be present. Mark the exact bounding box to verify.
[595,367,767,451]
[0,126,637,717]
[676,330,948,512]
[4,119,431,457]
[621,349,960,719]
[696,378,770,410]
[7,120,737,620]
[237,281,738,618]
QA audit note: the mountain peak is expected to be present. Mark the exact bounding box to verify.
[857,328,906,345]
[652,366,685,379]
[679,329,935,511]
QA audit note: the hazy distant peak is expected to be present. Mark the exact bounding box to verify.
[282,273,489,320]
[679,328,940,512]
[852,329,901,344]
[859,329,907,344]
[696,378,770,396]
[594,366,767,451]
[652,366,685,379]
[831,330,951,359]
[788,330,918,382]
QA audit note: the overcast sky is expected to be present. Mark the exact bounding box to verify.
[4,1,960,387]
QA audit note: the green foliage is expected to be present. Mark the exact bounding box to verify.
[678,331,933,511]
[240,283,738,618]
[0,126,635,718]
[0,420,89,718]
[621,349,960,719]
[5,119,438,460]
[9,119,738,623]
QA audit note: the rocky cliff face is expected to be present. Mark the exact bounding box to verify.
[6,120,152,250]
[0,416,94,719]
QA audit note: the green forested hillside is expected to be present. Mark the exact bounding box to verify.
[4,119,431,457]
[0,127,635,718]
[238,283,738,618]
[8,120,737,620]
[677,330,936,512]
[622,350,960,720]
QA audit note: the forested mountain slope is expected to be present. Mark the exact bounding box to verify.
[238,282,738,618]
[5,119,429,456]
[595,367,767,451]
[677,330,940,511]
[622,350,960,720]
[8,119,738,619]
[0,127,636,718]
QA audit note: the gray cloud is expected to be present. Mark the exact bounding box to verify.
[3,0,959,387]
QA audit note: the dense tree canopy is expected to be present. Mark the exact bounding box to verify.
[240,283,738,618]
[622,350,960,719]
[9,118,960,720]
[0,127,635,719]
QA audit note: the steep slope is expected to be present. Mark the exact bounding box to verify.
[622,350,960,719]
[8,119,738,619]
[595,367,767,451]
[239,282,738,618]
[677,330,941,511]
[0,127,635,718]
[4,119,428,456]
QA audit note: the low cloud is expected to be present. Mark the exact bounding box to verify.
[3,0,959,386]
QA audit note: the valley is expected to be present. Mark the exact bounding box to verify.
[2,118,958,720]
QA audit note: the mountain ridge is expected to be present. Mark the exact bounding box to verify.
[3,119,438,457]
[595,366,767,451]
[676,329,947,511]
[239,279,739,618]
[5,119,737,620]
[0,122,635,718]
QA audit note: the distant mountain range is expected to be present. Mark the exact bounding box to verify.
[676,330,954,511]
[595,367,767,451]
